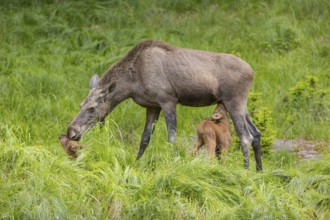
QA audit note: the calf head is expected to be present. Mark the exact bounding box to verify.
[211,102,227,122]
[67,74,116,141]
[59,134,84,158]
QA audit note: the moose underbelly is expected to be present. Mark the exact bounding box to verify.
[168,67,221,106]
[177,91,221,107]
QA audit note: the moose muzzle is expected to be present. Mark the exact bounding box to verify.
[67,126,82,141]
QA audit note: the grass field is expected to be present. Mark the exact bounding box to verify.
[0,0,329,219]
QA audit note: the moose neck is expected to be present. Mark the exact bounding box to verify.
[99,47,140,87]
[97,41,149,113]
[104,69,135,114]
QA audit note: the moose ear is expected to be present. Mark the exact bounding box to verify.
[89,74,100,90]
[100,82,116,97]
[108,82,116,93]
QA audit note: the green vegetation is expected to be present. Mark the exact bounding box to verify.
[0,0,329,219]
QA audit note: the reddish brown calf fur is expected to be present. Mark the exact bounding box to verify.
[193,103,232,160]
[59,134,84,158]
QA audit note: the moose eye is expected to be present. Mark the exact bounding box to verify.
[88,107,96,113]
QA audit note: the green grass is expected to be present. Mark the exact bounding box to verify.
[0,0,329,219]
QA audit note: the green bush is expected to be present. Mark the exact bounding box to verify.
[280,76,330,139]
[261,27,300,54]
[231,93,275,156]
[287,75,330,119]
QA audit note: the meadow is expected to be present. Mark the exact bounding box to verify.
[0,0,329,219]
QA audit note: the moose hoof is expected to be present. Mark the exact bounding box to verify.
[168,131,176,143]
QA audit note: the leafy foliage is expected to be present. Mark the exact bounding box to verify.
[279,75,330,139]
[248,93,275,155]
[261,27,300,54]
[231,93,275,155]
[287,76,329,118]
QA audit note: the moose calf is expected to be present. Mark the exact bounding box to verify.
[59,134,84,158]
[193,103,232,161]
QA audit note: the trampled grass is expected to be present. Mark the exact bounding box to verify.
[0,0,329,219]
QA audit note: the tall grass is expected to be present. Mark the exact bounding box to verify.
[0,0,329,219]
[1,125,330,219]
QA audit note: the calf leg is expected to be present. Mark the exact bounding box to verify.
[215,145,221,160]
[246,112,263,171]
[202,132,217,161]
[205,138,217,161]
[217,146,229,165]
[136,107,161,160]
[193,136,204,155]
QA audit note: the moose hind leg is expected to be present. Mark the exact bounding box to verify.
[136,107,161,160]
[246,112,263,171]
[230,113,253,169]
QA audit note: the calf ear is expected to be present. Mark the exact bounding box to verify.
[89,74,100,90]
[212,113,222,120]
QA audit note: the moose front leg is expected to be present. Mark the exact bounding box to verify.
[161,102,177,142]
[136,107,161,160]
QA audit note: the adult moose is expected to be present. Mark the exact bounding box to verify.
[66,40,262,171]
